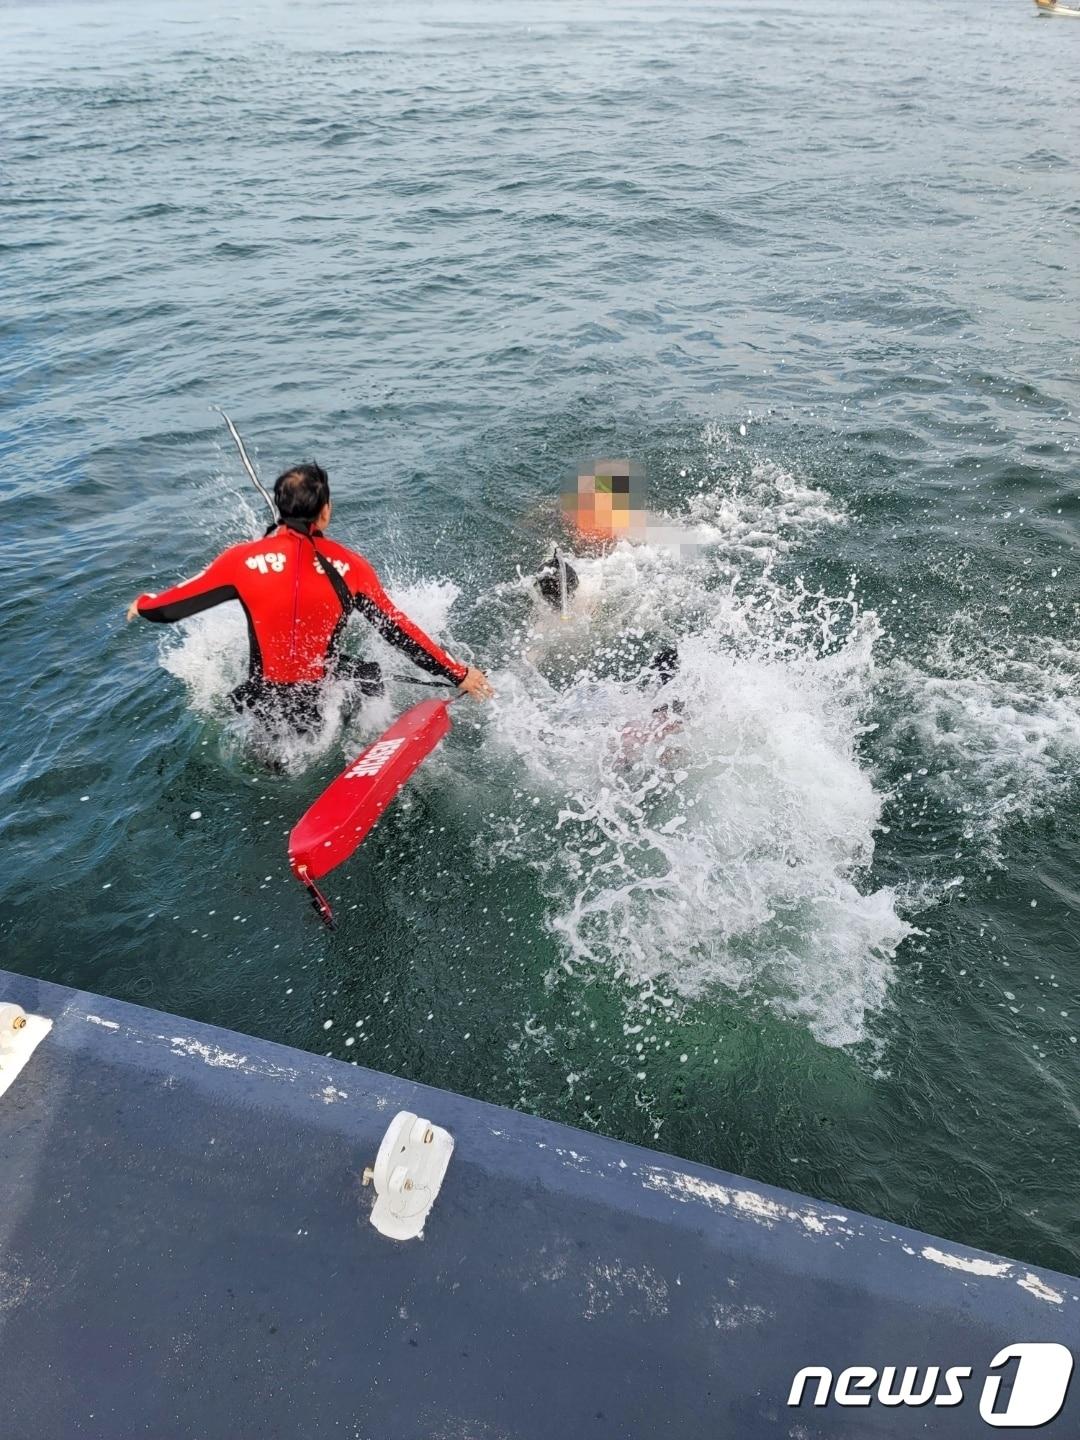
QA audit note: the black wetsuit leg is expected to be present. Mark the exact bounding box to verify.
[331,656,384,697]
[230,678,325,735]
[230,660,381,736]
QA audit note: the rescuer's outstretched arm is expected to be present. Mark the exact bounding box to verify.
[349,559,491,693]
[127,549,240,624]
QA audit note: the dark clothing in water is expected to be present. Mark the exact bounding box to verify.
[230,656,384,735]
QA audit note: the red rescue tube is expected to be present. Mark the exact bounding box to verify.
[289,699,455,910]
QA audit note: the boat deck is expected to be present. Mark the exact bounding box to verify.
[1,968,1077,1437]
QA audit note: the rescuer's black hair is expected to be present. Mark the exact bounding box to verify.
[274,462,330,522]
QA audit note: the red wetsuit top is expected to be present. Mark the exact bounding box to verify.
[135,523,468,686]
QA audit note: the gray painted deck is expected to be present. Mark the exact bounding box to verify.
[1,968,1077,1438]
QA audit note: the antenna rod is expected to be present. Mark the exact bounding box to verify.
[211,406,277,526]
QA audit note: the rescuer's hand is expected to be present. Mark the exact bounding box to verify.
[457,666,494,701]
[126,599,141,622]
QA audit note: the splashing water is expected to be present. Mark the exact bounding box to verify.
[485,456,910,1048]
[149,439,1078,1060]
[880,631,1080,870]
[159,569,462,772]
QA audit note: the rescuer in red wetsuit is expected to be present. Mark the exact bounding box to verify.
[127,462,493,729]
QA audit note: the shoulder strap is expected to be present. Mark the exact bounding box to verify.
[310,541,353,615]
[270,517,353,616]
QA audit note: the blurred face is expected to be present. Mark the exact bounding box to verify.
[562,460,646,540]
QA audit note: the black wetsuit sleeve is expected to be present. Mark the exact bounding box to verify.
[350,560,467,684]
[135,551,239,623]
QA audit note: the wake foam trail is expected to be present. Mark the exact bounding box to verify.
[485,452,909,1048]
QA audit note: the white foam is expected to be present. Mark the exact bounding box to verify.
[161,602,249,714]
[881,631,1080,867]
[157,565,461,773]
[486,455,907,1048]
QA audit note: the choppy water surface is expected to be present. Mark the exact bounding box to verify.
[2,0,1079,1272]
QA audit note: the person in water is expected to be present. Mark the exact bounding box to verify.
[617,644,685,769]
[561,460,647,543]
[127,462,493,731]
[533,549,579,610]
[560,459,705,557]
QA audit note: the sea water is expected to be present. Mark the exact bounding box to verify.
[2,0,1078,1273]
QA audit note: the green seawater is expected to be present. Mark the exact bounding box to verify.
[2,0,1079,1273]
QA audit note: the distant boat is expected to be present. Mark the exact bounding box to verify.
[1035,0,1080,15]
